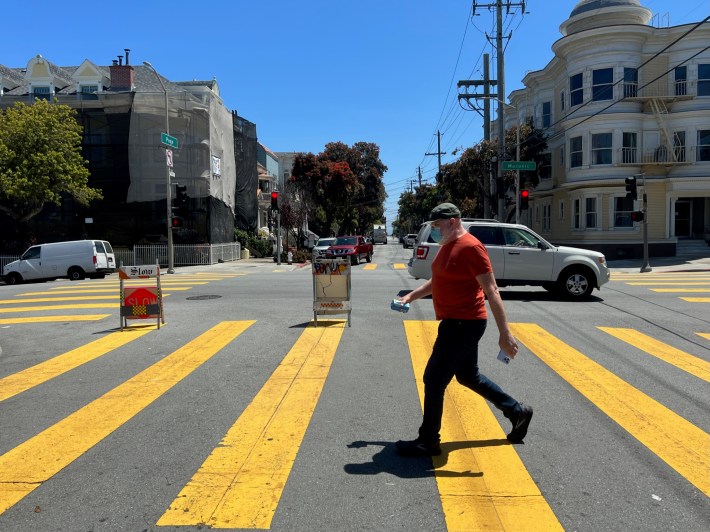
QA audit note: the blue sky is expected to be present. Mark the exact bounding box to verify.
[3,1,706,230]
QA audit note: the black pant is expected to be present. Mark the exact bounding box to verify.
[418,319,521,443]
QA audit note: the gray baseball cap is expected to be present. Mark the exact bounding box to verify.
[429,203,461,220]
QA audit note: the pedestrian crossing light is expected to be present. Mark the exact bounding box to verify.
[271,191,279,212]
[625,176,638,200]
[520,189,530,210]
[631,210,644,223]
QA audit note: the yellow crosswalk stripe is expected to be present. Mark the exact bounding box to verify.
[697,333,710,341]
[626,282,710,286]
[651,288,710,292]
[0,315,110,325]
[20,287,191,295]
[403,321,562,531]
[0,328,154,402]
[362,264,377,270]
[511,323,710,496]
[0,321,254,515]
[679,297,710,303]
[0,304,117,313]
[157,320,345,529]
[393,263,406,270]
[2,295,169,304]
[598,327,710,382]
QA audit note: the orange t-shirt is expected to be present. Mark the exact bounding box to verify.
[431,232,492,320]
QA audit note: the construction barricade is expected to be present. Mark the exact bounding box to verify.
[119,263,164,330]
[312,258,351,327]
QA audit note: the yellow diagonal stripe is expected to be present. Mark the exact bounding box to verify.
[362,264,377,270]
[651,288,710,293]
[598,327,710,382]
[21,287,190,295]
[628,282,710,286]
[3,296,120,304]
[0,321,254,515]
[0,304,117,313]
[511,323,710,496]
[404,321,562,531]
[393,263,406,270]
[157,320,345,529]
[0,328,153,402]
[697,333,710,341]
[680,297,710,303]
[0,315,110,324]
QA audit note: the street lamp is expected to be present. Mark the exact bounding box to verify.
[143,61,175,274]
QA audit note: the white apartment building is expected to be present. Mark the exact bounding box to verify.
[507,0,710,259]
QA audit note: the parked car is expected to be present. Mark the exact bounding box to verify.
[403,234,417,248]
[407,220,610,299]
[325,236,373,265]
[2,239,116,285]
[312,237,337,260]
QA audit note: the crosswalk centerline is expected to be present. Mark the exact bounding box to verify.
[0,315,110,325]
[511,323,710,497]
[403,321,562,531]
[598,327,710,382]
[0,320,254,515]
[0,328,154,403]
[157,320,345,529]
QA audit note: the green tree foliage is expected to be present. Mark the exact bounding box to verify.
[396,184,449,234]
[290,141,387,236]
[0,99,102,222]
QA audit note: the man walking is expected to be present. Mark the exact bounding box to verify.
[396,203,532,457]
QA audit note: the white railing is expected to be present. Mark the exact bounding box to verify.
[0,255,20,270]
[115,243,241,267]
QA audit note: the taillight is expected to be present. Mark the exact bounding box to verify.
[415,246,429,259]
[93,255,97,265]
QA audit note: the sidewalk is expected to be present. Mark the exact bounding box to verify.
[606,253,710,273]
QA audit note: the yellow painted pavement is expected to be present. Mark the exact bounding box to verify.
[511,323,710,497]
[363,264,377,270]
[0,321,254,515]
[157,320,345,529]
[0,304,117,313]
[403,321,562,532]
[393,263,406,270]
[0,315,110,325]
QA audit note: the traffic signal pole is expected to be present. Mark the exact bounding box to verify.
[641,175,652,272]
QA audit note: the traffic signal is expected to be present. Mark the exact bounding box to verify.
[270,191,279,212]
[171,216,183,228]
[625,176,637,200]
[631,210,644,222]
[520,189,530,210]
[175,185,188,214]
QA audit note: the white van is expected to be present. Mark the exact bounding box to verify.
[2,240,116,285]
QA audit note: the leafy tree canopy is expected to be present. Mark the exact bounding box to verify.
[290,141,387,236]
[0,99,102,222]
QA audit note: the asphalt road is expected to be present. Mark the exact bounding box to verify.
[0,242,708,531]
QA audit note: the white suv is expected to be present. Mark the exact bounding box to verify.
[407,219,610,299]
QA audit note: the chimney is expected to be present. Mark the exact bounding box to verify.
[109,50,135,91]
[124,48,131,65]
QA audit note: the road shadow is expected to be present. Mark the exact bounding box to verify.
[498,289,603,303]
[343,438,510,478]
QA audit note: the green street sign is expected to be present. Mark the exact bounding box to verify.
[502,161,536,171]
[161,132,179,149]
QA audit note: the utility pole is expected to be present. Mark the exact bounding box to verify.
[458,54,497,219]
[417,167,422,187]
[425,130,447,175]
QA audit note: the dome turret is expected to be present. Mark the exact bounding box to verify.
[560,0,652,36]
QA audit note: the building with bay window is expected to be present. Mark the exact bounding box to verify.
[506,0,710,258]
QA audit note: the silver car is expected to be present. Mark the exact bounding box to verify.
[407,219,610,299]
[312,238,337,260]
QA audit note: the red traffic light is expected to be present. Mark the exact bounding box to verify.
[520,190,529,199]
[631,210,644,222]
[270,191,279,212]
[520,189,530,210]
[171,216,183,228]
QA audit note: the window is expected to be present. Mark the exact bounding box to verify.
[570,136,583,168]
[558,200,564,221]
[542,203,551,233]
[502,227,539,248]
[560,145,565,166]
[623,68,638,97]
[80,85,98,93]
[675,66,687,96]
[32,86,50,100]
[539,153,552,179]
[560,90,565,112]
[614,196,635,228]
[673,131,685,162]
[622,132,637,163]
[573,199,581,229]
[698,64,710,96]
[570,73,583,106]
[591,133,612,165]
[542,101,551,128]
[585,197,598,228]
[697,130,710,162]
[592,68,614,101]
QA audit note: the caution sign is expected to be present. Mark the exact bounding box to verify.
[119,264,164,330]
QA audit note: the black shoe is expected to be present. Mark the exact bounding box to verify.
[507,404,533,443]
[395,438,442,457]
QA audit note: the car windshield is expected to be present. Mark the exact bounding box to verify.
[334,237,357,246]
[316,238,336,247]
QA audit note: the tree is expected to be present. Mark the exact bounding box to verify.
[290,141,387,236]
[0,99,102,222]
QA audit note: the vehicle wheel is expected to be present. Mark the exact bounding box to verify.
[366,253,372,263]
[68,267,86,281]
[558,267,594,299]
[351,255,359,266]
[5,273,22,285]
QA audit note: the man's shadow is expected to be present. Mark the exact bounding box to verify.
[343,438,510,478]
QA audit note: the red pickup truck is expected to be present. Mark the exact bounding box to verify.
[325,236,373,265]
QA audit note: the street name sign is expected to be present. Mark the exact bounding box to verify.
[161,132,179,149]
[502,161,536,171]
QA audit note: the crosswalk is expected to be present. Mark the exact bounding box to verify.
[0,317,707,529]
[611,271,710,302]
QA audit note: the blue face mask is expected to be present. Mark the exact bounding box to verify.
[430,227,442,242]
